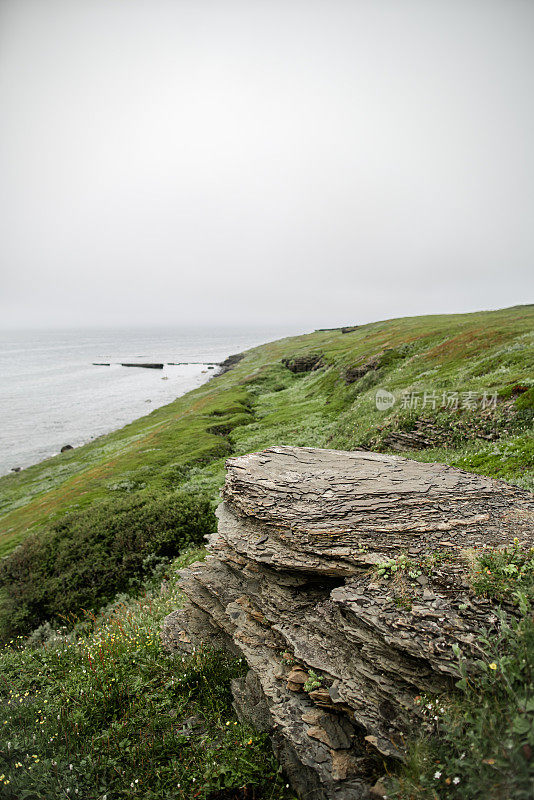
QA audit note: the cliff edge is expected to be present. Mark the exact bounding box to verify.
[162,446,534,799]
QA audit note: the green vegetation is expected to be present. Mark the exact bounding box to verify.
[0,491,215,639]
[0,304,533,799]
[0,552,293,800]
[470,540,534,606]
[388,553,534,800]
[1,305,533,556]
[303,670,323,693]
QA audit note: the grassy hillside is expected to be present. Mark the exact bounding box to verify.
[0,304,532,800]
[1,304,533,557]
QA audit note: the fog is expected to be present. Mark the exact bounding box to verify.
[1,0,533,329]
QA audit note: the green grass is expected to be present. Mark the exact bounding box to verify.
[0,550,295,800]
[1,305,533,556]
[0,304,533,799]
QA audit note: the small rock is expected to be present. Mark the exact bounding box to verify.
[11,466,22,472]
[306,726,332,746]
[287,681,303,692]
[60,444,73,452]
[364,734,378,747]
[286,667,308,685]
[370,778,388,798]
[330,750,361,780]
[308,687,334,707]
[301,710,324,724]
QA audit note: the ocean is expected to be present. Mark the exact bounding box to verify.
[0,325,301,476]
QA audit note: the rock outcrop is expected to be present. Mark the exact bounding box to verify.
[162,446,534,800]
[218,353,245,374]
[282,353,324,373]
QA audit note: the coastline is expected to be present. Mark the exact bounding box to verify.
[0,362,219,478]
[0,325,300,479]
[0,346,253,556]
[1,305,532,559]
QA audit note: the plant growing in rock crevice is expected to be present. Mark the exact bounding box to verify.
[303,669,323,693]
[470,538,534,605]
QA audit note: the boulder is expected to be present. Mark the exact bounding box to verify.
[162,446,534,799]
[60,445,74,453]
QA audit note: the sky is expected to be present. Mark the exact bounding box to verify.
[1,0,533,330]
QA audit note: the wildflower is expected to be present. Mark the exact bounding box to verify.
[453,777,460,784]
[489,663,497,670]
[434,771,441,779]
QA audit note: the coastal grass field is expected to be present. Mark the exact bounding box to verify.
[0,304,533,800]
[1,304,533,557]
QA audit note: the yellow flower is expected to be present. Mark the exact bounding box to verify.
[489,663,497,670]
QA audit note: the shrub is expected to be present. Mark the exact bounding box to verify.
[0,491,216,638]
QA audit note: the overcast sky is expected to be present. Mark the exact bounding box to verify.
[1,0,533,330]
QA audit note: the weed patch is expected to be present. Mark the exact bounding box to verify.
[0,556,294,800]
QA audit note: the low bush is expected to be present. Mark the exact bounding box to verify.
[0,491,216,639]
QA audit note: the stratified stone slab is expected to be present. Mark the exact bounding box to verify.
[162,446,534,800]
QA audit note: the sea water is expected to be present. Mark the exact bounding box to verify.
[0,325,301,476]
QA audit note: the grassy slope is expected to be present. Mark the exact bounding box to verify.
[1,304,533,556]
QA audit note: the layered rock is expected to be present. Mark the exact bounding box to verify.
[162,446,534,800]
[281,353,324,373]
